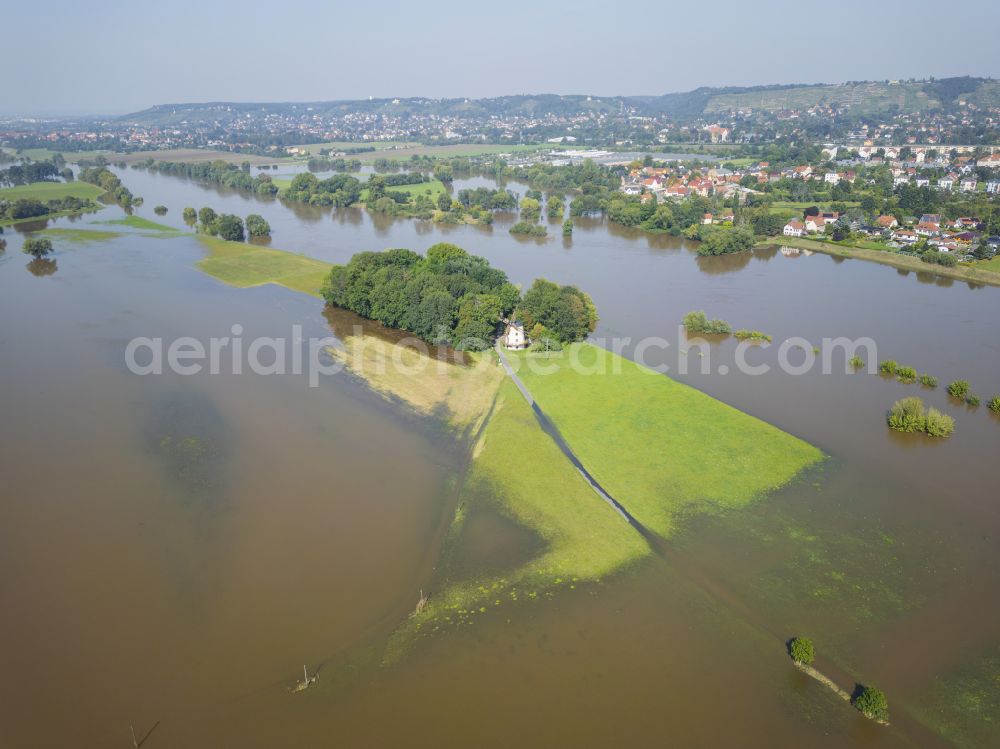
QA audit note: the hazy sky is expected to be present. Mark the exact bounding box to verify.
[7,0,1000,116]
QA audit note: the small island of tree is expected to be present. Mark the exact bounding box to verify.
[182,207,197,224]
[853,685,889,722]
[789,637,815,665]
[22,237,53,258]
[154,205,168,215]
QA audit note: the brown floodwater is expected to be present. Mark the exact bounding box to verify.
[1,166,998,747]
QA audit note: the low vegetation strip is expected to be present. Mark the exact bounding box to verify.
[511,343,822,537]
[767,237,1000,288]
[196,236,332,297]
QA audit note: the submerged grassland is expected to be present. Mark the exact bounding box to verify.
[96,215,178,232]
[385,378,649,659]
[324,323,502,433]
[510,343,823,537]
[196,236,332,297]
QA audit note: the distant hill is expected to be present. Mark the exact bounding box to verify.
[119,95,621,127]
[695,77,996,116]
[119,77,998,125]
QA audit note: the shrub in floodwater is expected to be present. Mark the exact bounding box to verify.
[989,396,1000,414]
[734,329,773,342]
[966,394,980,407]
[924,408,955,437]
[887,397,928,433]
[789,637,815,665]
[853,685,889,722]
[849,355,865,369]
[919,374,938,388]
[682,310,732,335]
[895,366,917,384]
[22,237,53,258]
[878,360,898,376]
[154,205,168,215]
[947,380,970,399]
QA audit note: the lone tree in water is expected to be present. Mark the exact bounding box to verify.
[853,685,889,722]
[789,637,815,665]
[22,237,53,258]
[245,214,271,238]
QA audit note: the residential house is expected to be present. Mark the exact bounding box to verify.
[804,217,825,233]
[960,178,978,192]
[875,215,899,229]
[501,321,529,350]
[892,229,919,244]
[986,181,1000,195]
[783,220,805,237]
[976,153,1000,169]
[702,213,714,225]
[937,176,954,190]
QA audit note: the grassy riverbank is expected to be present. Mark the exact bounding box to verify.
[764,236,1000,287]
[510,343,822,537]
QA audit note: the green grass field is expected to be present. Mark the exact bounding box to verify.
[464,379,648,579]
[512,343,822,537]
[360,178,447,201]
[196,236,332,297]
[0,181,105,202]
[768,200,861,218]
[974,255,1000,273]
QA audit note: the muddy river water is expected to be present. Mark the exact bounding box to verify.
[0,165,997,747]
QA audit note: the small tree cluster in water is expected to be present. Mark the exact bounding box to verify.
[192,207,270,242]
[853,685,889,722]
[887,397,954,437]
[789,637,815,665]
[682,310,732,335]
[321,243,597,350]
